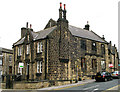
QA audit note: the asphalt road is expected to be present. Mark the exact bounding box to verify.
[60,79,120,91]
[0,79,119,92]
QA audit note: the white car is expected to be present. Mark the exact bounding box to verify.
[111,71,120,79]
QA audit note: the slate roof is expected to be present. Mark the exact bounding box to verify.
[13,26,57,46]
[14,37,25,46]
[0,47,13,54]
[14,22,107,46]
[35,26,57,40]
[69,25,106,43]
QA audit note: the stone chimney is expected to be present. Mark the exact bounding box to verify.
[57,2,68,28]
[21,22,33,38]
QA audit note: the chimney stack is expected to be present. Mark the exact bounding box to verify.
[102,35,105,40]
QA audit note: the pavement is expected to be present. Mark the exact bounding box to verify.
[38,79,95,90]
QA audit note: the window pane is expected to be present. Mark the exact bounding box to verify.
[37,42,40,53]
[26,45,30,54]
[0,59,2,65]
[40,42,43,52]
[40,61,42,73]
[81,40,86,50]
[9,55,12,62]
[37,61,40,73]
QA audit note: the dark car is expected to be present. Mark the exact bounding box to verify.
[95,71,113,82]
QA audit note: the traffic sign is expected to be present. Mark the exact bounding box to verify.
[109,64,113,67]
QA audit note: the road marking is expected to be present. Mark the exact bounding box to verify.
[94,88,99,90]
[91,88,99,92]
[102,85,120,92]
[83,85,99,90]
[106,85,119,90]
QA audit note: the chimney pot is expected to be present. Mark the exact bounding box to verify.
[26,22,28,28]
[64,4,66,10]
[30,24,32,29]
[60,2,62,8]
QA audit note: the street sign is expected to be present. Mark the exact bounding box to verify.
[19,63,24,68]
[109,64,113,67]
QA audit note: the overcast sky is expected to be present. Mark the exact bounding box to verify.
[0,0,119,51]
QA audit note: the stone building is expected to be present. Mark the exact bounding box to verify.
[108,42,119,72]
[0,47,13,80]
[12,3,119,83]
[1,48,13,75]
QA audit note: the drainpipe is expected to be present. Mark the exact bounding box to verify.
[45,39,47,80]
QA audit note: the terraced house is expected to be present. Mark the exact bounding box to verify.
[13,3,119,83]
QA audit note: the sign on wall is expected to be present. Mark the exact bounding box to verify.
[19,63,24,68]
[109,64,113,67]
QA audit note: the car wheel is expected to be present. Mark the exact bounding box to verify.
[104,78,107,82]
[96,79,99,82]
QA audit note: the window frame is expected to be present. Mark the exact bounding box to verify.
[81,58,87,70]
[18,46,22,56]
[37,42,43,53]
[92,59,97,69]
[92,42,97,51]
[101,44,105,54]
[9,55,12,62]
[37,61,42,73]
[26,44,30,55]
[81,40,86,50]
[0,58,2,66]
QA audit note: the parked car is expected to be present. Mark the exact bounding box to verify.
[95,71,113,82]
[111,71,120,79]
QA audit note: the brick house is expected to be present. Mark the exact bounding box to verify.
[12,3,119,82]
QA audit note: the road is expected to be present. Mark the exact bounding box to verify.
[60,79,119,91]
[0,79,119,92]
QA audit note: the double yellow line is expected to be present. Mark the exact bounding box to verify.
[102,85,120,92]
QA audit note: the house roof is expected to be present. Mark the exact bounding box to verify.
[69,25,107,43]
[14,37,25,46]
[0,47,13,54]
[35,26,57,40]
[14,20,107,46]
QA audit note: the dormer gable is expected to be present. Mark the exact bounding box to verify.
[44,18,57,29]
